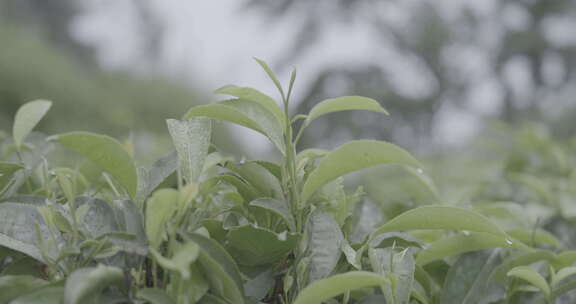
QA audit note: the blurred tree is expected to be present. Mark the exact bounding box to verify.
[245,0,576,149]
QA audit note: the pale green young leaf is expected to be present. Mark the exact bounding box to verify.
[166,118,212,184]
[507,228,561,248]
[369,247,416,304]
[552,266,576,286]
[150,242,200,279]
[293,271,389,304]
[372,206,508,240]
[305,96,388,127]
[53,132,138,198]
[253,57,285,100]
[146,189,178,249]
[12,100,52,149]
[184,99,285,154]
[507,265,550,297]
[64,265,124,304]
[491,250,556,282]
[214,84,285,125]
[416,232,523,266]
[301,140,421,202]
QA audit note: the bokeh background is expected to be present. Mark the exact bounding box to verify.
[1,0,576,159]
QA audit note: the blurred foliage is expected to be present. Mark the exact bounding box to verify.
[246,0,576,149]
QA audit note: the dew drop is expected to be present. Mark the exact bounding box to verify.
[462,230,470,236]
[505,238,513,245]
[416,168,424,174]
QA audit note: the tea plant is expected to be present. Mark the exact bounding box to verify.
[1,59,576,304]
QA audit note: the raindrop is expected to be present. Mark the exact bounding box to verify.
[505,238,513,245]
[277,231,288,241]
[416,168,424,174]
[462,230,470,236]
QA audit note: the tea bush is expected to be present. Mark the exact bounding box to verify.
[1,59,576,304]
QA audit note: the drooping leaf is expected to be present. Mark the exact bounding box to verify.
[372,206,509,240]
[214,85,284,125]
[301,140,421,202]
[226,225,299,266]
[440,250,505,304]
[12,100,52,149]
[146,189,178,249]
[304,211,344,283]
[184,99,285,154]
[507,228,561,248]
[150,242,199,279]
[292,271,389,304]
[507,266,550,297]
[182,232,245,304]
[305,96,388,127]
[63,265,124,304]
[166,118,212,184]
[136,288,175,304]
[416,232,523,266]
[53,132,137,198]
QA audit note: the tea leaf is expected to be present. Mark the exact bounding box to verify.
[215,85,284,125]
[12,100,52,149]
[372,206,508,239]
[136,288,175,304]
[507,266,550,296]
[254,58,285,100]
[305,211,344,283]
[54,132,138,198]
[293,271,389,304]
[301,140,421,202]
[10,286,64,304]
[64,265,124,304]
[166,118,211,184]
[227,225,299,266]
[146,189,178,249]
[305,96,388,127]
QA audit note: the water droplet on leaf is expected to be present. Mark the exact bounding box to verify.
[505,238,513,245]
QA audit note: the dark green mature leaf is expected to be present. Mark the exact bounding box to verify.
[215,85,284,126]
[441,250,504,304]
[0,162,23,192]
[75,196,119,238]
[54,132,138,198]
[184,99,285,154]
[416,232,522,266]
[507,266,550,297]
[227,162,283,200]
[301,140,421,202]
[183,232,245,304]
[12,100,52,149]
[293,271,390,304]
[10,286,64,304]
[136,288,175,304]
[372,206,509,240]
[63,265,124,304]
[304,211,344,283]
[166,118,212,184]
[249,198,295,231]
[305,96,388,127]
[227,225,299,266]
[0,275,47,304]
